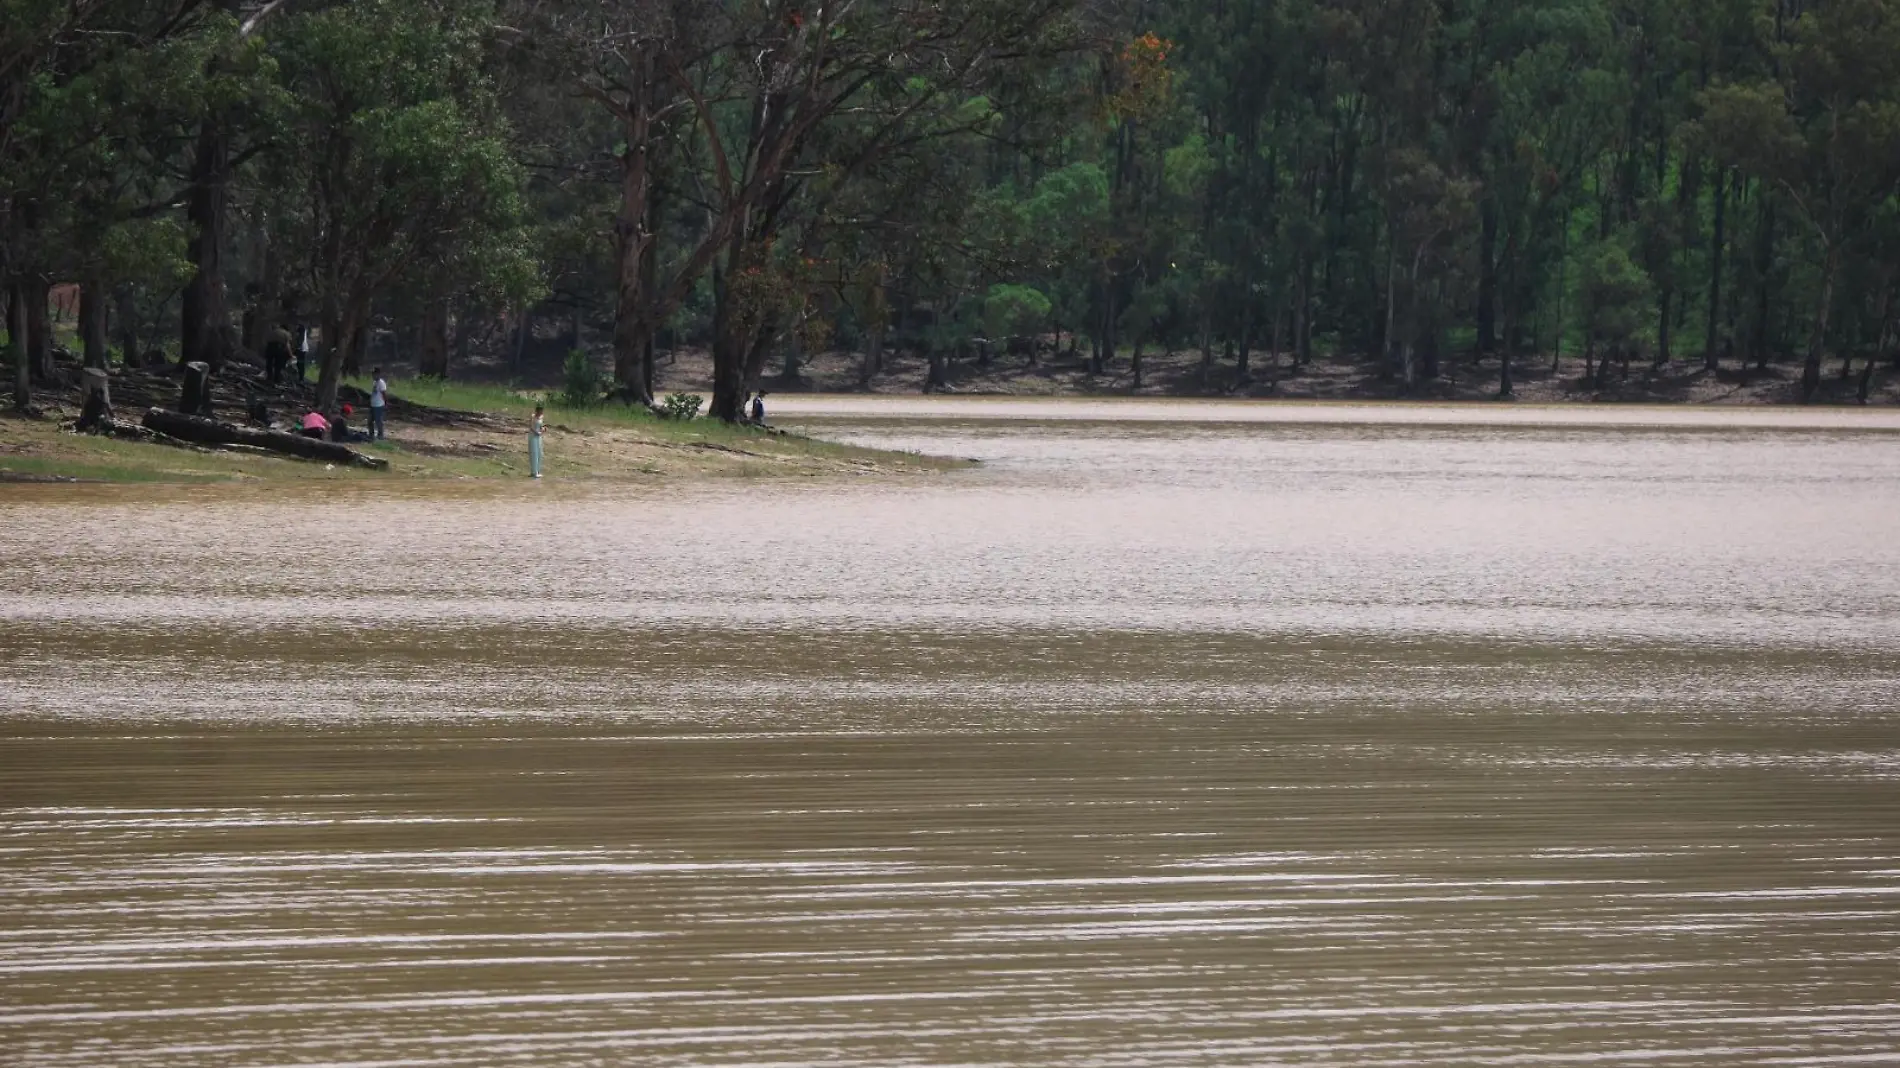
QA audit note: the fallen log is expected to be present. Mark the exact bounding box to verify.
[140,408,389,469]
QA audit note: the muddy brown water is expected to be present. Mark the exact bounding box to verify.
[4,398,1899,1066]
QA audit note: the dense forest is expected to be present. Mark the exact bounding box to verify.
[4,0,1899,421]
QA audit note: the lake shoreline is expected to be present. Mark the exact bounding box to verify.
[641,341,1900,408]
[0,375,969,485]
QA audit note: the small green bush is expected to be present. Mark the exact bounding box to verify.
[661,392,704,420]
[560,349,603,408]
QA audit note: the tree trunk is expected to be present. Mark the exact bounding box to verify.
[610,101,657,405]
[1404,247,1429,389]
[244,218,280,358]
[24,278,52,381]
[1801,244,1836,402]
[925,345,945,392]
[710,336,747,422]
[1550,221,1569,375]
[181,117,231,370]
[1498,294,1515,398]
[8,283,27,410]
[1236,297,1251,381]
[1295,255,1314,366]
[860,320,884,387]
[782,328,802,382]
[1269,302,1285,378]
[314,294,359,413]
[1477,200,1498,355]
[179,361,212,415]
[455,300,474,369]
[80,279,108,370]
[1656,287,1672,369]
[116,285,140,367]
[1382,240,1398,378]
[708,263,747,422]
[742,311,778,395]
[1704,168,1727,371]
[1752,195,1774,370]
[1875,277,1896,373]
[419,297,450,377]
[343,320,365,378]
[1131,335,1144,391]
[639,200,660,400]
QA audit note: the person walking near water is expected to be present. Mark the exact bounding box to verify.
[368,367,387,441]
[749,391,767,426]
[529,403,545,479]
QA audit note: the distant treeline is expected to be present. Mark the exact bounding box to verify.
[5,0,1898,419]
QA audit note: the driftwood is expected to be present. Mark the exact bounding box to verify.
[141,408,389,469]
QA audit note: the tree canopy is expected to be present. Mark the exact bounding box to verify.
[6,0,1900,415]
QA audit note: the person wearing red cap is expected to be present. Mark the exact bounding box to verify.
[332,403,356,443]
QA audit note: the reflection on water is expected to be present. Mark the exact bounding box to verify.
[4,399,1899,1065]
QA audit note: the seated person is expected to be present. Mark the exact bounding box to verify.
[331,404,358,443]
[300,410,330,439]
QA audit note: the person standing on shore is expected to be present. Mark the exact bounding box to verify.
[749,391,767,426]
[369,367,387,441]
[529,403,545,479]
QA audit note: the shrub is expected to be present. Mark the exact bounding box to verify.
[560,349,603,408]
[983,283,1052,340]
[661,392,704,421]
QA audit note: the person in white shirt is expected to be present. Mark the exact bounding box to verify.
[368,367,388,440]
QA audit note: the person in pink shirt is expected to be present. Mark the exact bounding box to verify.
[300,410,330,440]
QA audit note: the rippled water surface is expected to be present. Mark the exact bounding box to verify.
[4,398,1899,1066]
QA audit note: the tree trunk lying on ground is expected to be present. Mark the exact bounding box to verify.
[140,408,389,469]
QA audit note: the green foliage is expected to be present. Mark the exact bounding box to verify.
[1579,238,1652,350]
[661,392,704,421]
[983,284,1052,338]
[560,350,604,408]
[1163,133,1214,201]
[258,0,537,405]
[9,0,1900,412]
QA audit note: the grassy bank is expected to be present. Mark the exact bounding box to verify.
[0,377,967,484]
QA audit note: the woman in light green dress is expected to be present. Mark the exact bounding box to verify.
[529,404,545,479]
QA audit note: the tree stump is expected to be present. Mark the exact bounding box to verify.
[179,361,212,415]
[77,368,114,432]
[81,367,111,407]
